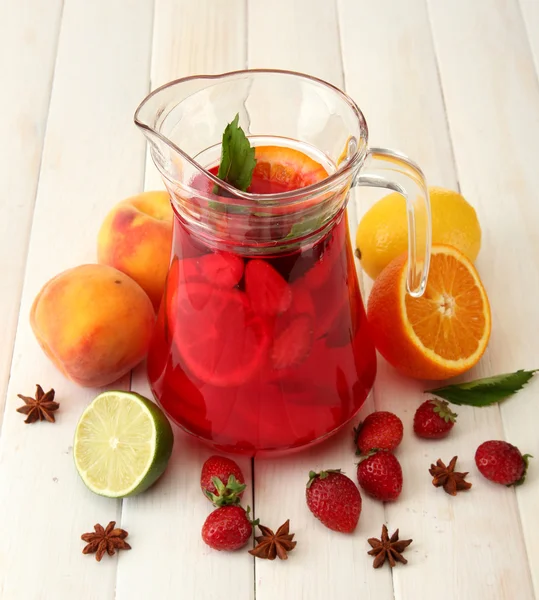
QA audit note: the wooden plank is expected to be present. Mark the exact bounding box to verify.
[150,0,247,88]
[342,1,537,598]
[0,0,153,597]
[248,0,343,87]
[116,2,255,599]
[0,0,63,425]
[428,1,539,597]
[519,0,539,75]
[248,2,393,599]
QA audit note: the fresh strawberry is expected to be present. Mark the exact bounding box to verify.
[202,505,255,551]
[356,451,403,502]
[245,259,292,317]
[306,469,362,533]
[198,252,244,287]
[271,315,313,369]
[201,455,246,506]
[475,440,532,486]
[413,399,457,439]
[354,411,404,455]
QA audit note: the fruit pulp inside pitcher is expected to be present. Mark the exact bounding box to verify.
[147,144,377,455]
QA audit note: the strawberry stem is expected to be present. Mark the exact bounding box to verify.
[429,399,458,423]
[245,506,260,528]
[306,469,342,488]
[513,454,533,487]
[353,422,364,446]
[205,475,247,507]
[356,448,382,461]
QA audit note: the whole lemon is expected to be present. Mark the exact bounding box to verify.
[356,187,481,280]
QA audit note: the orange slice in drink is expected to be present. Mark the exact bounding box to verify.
[249,146,328,194]
[171,282,269,387]
[367,244,491,380]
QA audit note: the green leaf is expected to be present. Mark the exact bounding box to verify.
[213,114,256,193]
[207,200,248,214]
[285,215,326,240]
[426,369,538,407]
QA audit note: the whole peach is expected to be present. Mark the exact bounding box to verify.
[97,191,173,309]
[30,264,155,387]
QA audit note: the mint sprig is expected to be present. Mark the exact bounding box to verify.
[426,369,538,407]
[213,114,256,193]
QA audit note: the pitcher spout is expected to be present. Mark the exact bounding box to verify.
[134,72,259,192]
[134,81,188,185]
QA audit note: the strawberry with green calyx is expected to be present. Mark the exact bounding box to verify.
[202,505,259,551]
[414,399,457,439]
[306,469,362,533]
[353,411,404,455]
[475,440,532,486]
[356,451,403,502]
[200,455,246,507]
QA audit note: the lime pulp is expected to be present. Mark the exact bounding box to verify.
[74,390,174,498]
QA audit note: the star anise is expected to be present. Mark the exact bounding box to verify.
[81,521,131,562]
[429,456,472,496]
[16,385,59,423]
[367,525,412,569]
[249,519,297,560]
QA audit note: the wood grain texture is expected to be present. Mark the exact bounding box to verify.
[2,0,539,598]
[519,0,539,76]
[248,0,343,87]
[248,2,392,599]
[343,1,536,598]
[115,2,255,599]
[0,0,63,426]
[0,0,153,597]
[429,1,539,597]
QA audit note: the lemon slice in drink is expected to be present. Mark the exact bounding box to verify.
[74,391,174,498]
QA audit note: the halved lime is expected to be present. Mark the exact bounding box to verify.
[74,391,174,498]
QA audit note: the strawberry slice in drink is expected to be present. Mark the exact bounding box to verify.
[245,259,292,317]
[290,282,315,318]
[197,252,244,287]
[172,282,269,387]
[178,252,244,288]
[271,314,314,370]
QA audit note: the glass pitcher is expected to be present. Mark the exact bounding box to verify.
[135,69,431,456]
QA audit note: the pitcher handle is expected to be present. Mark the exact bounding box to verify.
[354,147,432,297]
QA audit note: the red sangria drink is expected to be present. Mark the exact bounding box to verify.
[136,70,431,456]
[147,139,377,455]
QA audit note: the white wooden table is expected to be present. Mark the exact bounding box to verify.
[1,1,539,598]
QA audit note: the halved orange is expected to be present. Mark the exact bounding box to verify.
[367,244,491,380]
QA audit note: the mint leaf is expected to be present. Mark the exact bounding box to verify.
[213,114,256,193]
[426,369,538,407]
[207,201,247,214]
[285,215,326,239]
